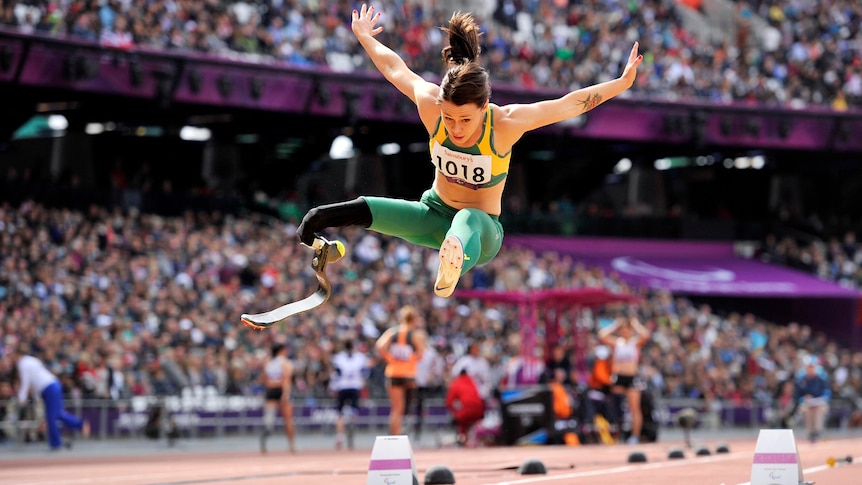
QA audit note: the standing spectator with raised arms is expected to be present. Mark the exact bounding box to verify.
[296,5,642,297]
[598,316,651,444]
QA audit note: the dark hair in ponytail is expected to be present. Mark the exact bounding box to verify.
[438,12,490,107]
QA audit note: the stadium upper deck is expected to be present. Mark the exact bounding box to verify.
[1,0,859,109]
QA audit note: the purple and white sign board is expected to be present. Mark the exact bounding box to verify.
[367,435,416,485]
[506,236,861,298]
[749,429,803,485]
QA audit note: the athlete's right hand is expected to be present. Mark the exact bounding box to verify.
[351,4,384,38]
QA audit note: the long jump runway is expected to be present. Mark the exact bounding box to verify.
[4,434,862,485]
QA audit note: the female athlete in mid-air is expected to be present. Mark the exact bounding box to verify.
[297,5,643,298]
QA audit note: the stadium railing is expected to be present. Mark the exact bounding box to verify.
[1,395,854,445]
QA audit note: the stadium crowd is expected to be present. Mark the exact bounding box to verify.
[1,0,859,109]
[757,230,862,289]
[1,201,860,438]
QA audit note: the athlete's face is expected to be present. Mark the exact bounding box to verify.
[439,100,487,148]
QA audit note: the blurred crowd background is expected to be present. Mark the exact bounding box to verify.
[1,201,860,432]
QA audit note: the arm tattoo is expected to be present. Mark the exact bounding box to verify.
[576,92,603,112]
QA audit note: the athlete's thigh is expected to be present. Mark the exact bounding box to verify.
[362,196,449,248]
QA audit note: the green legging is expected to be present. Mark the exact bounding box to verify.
[362,189,503,275]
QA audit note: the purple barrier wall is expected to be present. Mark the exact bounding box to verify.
[507,236,860,298]
[75,399,784,438]
[2,28,861,152]
[78,401,453,436]
[506,236,862,347]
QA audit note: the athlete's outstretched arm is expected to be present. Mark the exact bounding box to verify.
[499,42,643,137]
[352,4,438,105]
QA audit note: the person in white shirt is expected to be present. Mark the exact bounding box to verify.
[598,316,651,445]
[330,339,369,449]
[451,342,492,401]
[12,343,89,450]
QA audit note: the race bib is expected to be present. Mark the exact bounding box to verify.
[431,141,492,189]
[390,343,414,362]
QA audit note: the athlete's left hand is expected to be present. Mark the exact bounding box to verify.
[352,4,384,39]
[619,42,643,88]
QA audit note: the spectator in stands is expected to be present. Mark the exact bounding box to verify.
[796,361,830,443]
[773,378,798,429]
[295,6,641,298]
[376,305,426,436]
[599,316,651,445]
[446,368,485,447]
[2,0,860,110]
[0,379,16,443]
[543,344,573,385]
[11,343,90,450]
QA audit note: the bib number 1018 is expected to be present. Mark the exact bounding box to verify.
[436,156,487,184]
[430,142,492,186]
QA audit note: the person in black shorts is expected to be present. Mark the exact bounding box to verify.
[598,316,651,444]
[331,339,368,449]
[261,344,295,453]
[376,306,427,435]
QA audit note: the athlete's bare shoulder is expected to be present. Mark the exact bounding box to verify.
[488,103,519,153]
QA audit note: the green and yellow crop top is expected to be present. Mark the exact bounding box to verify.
[428,107,511,191]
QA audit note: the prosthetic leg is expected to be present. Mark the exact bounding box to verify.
[241,236,345,329]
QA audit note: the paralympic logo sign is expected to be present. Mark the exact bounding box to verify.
[504,236,858,297]
[611,256,736,282]
[609,256,799,295]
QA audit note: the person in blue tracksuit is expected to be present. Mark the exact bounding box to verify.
[12,343,90,450]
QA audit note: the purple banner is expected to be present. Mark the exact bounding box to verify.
[506,236,861,298]
[2,28,862,151]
